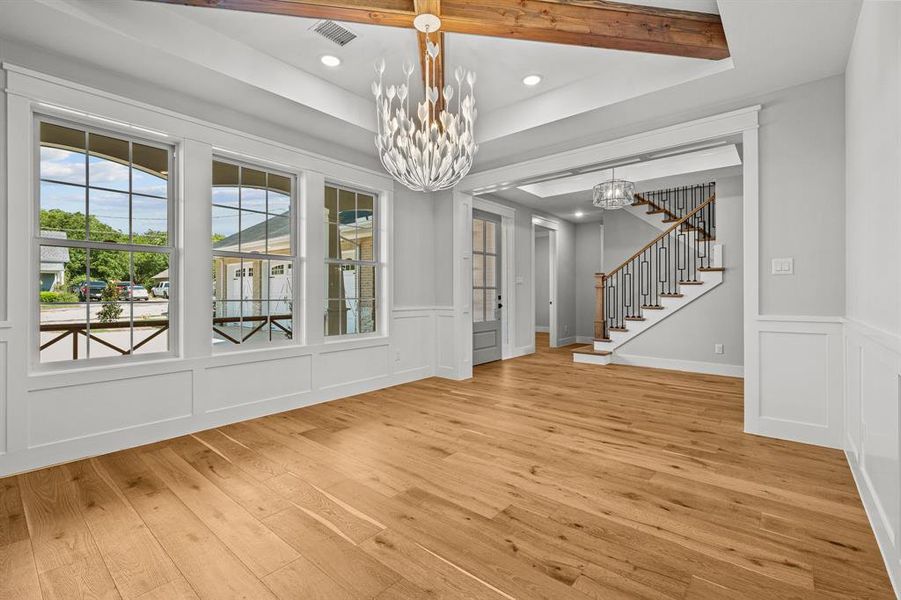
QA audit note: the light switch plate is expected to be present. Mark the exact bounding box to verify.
[771,257,794,275]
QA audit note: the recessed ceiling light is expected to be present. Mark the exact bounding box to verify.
[320,55,342,67]
[522,74,542,87]
[574,210,584,218]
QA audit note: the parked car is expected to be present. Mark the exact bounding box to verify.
[77,280,106,301]
[151,281,169,298]
[116,282,149,301]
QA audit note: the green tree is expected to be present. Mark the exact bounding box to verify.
[96,281,124,323]
[40,209,127,284]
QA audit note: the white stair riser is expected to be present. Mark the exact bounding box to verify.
[573,352,612,366]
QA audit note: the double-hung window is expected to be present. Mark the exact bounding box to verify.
[212,159,295,346]
[324,184,377,336]
[36,120,174,364]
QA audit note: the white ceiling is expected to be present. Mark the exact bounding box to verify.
[0,0,862,178]
[0,0,731,143]
[161,4,733,141]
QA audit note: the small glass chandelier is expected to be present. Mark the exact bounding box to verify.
[592,168,635,210]
[372,14,477,192]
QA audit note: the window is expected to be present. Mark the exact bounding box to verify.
[37,120,173,364]
[212,159,294,346]
[324,184,377,336]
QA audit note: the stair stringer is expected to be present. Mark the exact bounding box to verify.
[593,267,724,353]
[625,203,672,232]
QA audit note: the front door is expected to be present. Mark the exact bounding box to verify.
[472,210,502,365]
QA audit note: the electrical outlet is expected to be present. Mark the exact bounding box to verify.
[394,351,401,362]
[714,344,724,355]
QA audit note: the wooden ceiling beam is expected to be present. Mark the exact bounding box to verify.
[144,0,729,60]
[438,0,729,60]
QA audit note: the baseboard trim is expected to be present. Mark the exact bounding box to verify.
[576,335,595,344]
[557,336,577,347]
[512,344,535,358]
[534,326,549,333]
[847,450,901,598]
[613,353,744,377]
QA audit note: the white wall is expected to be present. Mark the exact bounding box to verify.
[574,222,602,341]
[843,2,901,594]
[757,75,846,317]
[616,176,744,369]
[0,64,444,477]
[534,233,549,330]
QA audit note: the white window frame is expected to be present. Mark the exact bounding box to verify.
[32,115,178,369]
[211,155,299,351]
[323,181,380,339]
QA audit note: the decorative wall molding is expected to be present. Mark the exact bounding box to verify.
[844,318,901,597]
[460,105,761,194]
[745,317,844,448]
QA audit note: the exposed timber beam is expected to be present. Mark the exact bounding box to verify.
[142,0,729,60]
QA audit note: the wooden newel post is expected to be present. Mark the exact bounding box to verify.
[594,272,607,340]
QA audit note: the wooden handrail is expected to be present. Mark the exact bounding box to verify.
[607,193,716,278]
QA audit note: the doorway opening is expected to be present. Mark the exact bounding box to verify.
[533,225,557,350]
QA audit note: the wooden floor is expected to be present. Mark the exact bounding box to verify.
[0,334,893,599]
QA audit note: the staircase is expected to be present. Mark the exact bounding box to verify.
[573,183,723,365]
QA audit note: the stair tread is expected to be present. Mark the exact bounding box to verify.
[679,280,704,285]
[699,267,725,272]
[572,345,612,357]
[595,337,613,343]
[624,316,646,321]
[641,305,665,310]
[660,293,684,298]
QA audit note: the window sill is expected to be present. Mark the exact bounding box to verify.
[28,351,180,378]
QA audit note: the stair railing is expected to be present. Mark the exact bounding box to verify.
[594,189,716,341]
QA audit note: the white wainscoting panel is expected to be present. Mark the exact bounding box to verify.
[317,344,390,390]
[28,370,194,448]
[759,331,830,426]
[0,308,446,477]
[392,308,436,378]
[845,319,901,595]
[435,308,459,378]
[746,317,844,448]
[0,342,6,455]
[206,354,313,412]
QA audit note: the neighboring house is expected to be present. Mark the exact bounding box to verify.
[151,269,169,282]
[213,213,295,320]
[39,230,70,291]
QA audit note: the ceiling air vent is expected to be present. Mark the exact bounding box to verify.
[312,20,357,47]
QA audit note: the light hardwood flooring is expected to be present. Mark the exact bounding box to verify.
[0,334,893,599]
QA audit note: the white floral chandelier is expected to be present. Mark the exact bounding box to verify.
[372,14,477,192]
